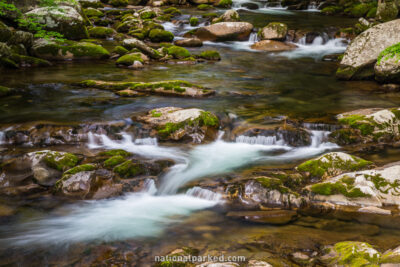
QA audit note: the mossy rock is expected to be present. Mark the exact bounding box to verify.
[197,4,213,10]
[297,152,373,179]
[202,13,218,18]
[348,3,371,17]
[321,5,343,15]
[140,10,157,19]
[116,52,144,66]
[104,155,126,168]
[84,8,104,17]
[256,177,290,194]
[88,27,115,38]
[42,151,79,172]
[98,149,132,157]
[163,7,182,16]
[366,7,377,18]
[215,0,233,8]
[377,0,398,22]
[113,160,144,178]
[0,21,13,43]
[110,0,128,7]
[64,164,97,175]
[10,54,52,67]
[199,50,221,60]
[0,86,14,97]
[189,17,199,27]
[112,45,129,56]
[167,46,190,59]
[149,29,174,42]
[310,177,370,198]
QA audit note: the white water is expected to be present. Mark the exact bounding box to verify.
[5,129,338,246]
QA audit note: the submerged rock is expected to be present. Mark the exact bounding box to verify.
[251,40,297,52]
[194,22,253,42]
[336,19,400,80]
[226,209,297,224]
[296,152,374,180]
[78,79,215,97]
[174,38,203,47]
[136,107,219,142]
[330,107,400,145]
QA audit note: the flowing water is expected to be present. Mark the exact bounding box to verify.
[1,2,400,266]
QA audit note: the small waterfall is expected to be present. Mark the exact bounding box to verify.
[307,1,318,11]
[235,134,285,145]
[248,32,258,43]
[186,187,222,202]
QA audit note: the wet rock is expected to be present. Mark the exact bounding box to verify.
[330,107,400,145]
[25,5,89,40]
[174,38,203,47]
[7,31,33,49]
[296,152,374,180]
[122,38,162,59]
[0,155,33,186]
[227,210,297,224]
[217,9,240,22]
[88,27,116,38]
[136,107,220,142]
[78,79,215,97]
[336,19,400,80]
[320,241,380,266]
[31,39,110,61]
[376,0,398,22]
[0,21,12,43]
[251,40,297,52]
[258,22,288,41]
[241,178,302,208]
[194,22,253,42]
[381,245,400,264]
[306,162,400,207]
[375,43,400,83]
[0,183,46,197]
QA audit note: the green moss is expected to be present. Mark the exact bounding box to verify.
[189,17,199,26]
[338,115,375,135]
[198,111,219,127]
[202,13,218,18]
[149,29,174,42]
[167,46,190,59]
[156,14,173,21]
[0,86,13,97]
[336,65,358,80]
[140,10,157,19]
[215,0,233,8]
[113,160,143,178]
[333,242,380,266]
[84,8,104,17]
[113,45,129,56]
[297,153,373,179]
[64,164,96,175]
[110,0,128,7]
[98,149,131,157]
[321,5,343,15]
[88,27,115,38]
[311,181,369,198]
[377,43,400,66]
[197,4,213,10]
[366,6,377,18]
[151,110,162,117]
[199,50,221,60]
[116,53,144,66]
[163,7,182,15]
[104,155,126,168]
[43,151,79,172]
[391,108,400,119]
[10,54,51,67]
[256,177,290,193]
[349,3,370,17]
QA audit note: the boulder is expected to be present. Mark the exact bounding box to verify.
[136,107,219,142]
[251,40,297,52]
[0,21,13,43]
[376,0,398,22]
[116,52,148,66]
[218,9,240,22]
[25,6,89,40]
[307,162,400,207]
[194,22,253,42]
[258,22,288,41]
[88,26,116,38]
[296,152,373,180]
[31,39,110,60]
[174,38,203,47]
[7,31,34,49]
[375,43,400,83]
[330,107,400,145]
[336,19,400,80]
[79,0,104,8]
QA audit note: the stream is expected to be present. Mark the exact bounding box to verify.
[1,1,400,266]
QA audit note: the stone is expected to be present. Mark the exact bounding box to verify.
[25,6,89,40]
[375,43,400,83]
[122,38,161,59]
[194,22,253,42]
[258,22,288,41]
[0,21,13,43]
[376,0,398,22]
[174,38,203,47]
[219,9,240,22]
[336,19,400,80]
[251,40,297,52]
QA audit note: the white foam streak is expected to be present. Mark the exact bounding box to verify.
[280,37,347,59]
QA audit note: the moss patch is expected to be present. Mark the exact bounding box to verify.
[116,53,144,66]
[167,46,190,59]
[332,242,380,266]
[215,0,233,8]
[256,177,290,194]
[189,17,199,27]
[113,160,143,178]
[377,42,400,66]
[88,27,115,38]
[199,50,221,60]
[311,177,370,198]
[104,155,126,169]
[98,149,131,157]
[43,151,79,172]
[64,164,96,175]
[149,29,174,43]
